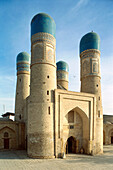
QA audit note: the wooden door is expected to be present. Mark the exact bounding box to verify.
[4,139,9,149]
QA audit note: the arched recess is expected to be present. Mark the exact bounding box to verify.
[0,126,16,149]
[65,106,89,154]
[108,128,113,144]
[111,132,113,144]
[0,126,15,133]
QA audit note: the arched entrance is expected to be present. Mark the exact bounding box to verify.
[111,132,113,144]
[66,136,76,154]
[4,132,9,149]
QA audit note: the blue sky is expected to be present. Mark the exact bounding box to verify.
[0,0,113,115]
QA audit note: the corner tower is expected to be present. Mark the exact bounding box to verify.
[80,32,103,154]
[27,13,56,158]
[15,52,30,122]
[56,61,69,90]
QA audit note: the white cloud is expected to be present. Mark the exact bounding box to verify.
[0,75,15,82]
[71,0,89,13]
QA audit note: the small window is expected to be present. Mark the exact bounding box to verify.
[47,75,49,78]
[96,84,98,87]
[19,114,21,120]
[47,90,49,95]
[70,125,74,129]
[99,96,100,100]
[20,79,21,82]
[43,82,46,84]
[48,107,50,114]
[4,132,8,138]
[98,111,100,117]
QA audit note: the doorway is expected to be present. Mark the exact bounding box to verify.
[111,137,113,144]
[66,136,76,154]
[103,131,105,145]
[4,139,9,149]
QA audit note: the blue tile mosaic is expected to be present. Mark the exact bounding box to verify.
[31,13,56,38]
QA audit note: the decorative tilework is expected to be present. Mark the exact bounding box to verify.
[56,61,69,72]
[31,32,56,47]
[92,58,99,73]
[17,63,30,73]
[82,60,90,75]
[57,71,68,81]
[93,62,98,73]
[31,32,56,66]
[80,32,100,54]
[80,49,100,59]
[46,46,54,63]
[17,52,30,63]
[31,13,56,38]
[32,43,44,62]
[80,49,100,78]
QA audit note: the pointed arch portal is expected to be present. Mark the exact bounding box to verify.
[66,136,76,154]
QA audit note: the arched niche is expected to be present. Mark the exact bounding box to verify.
[64,106,89,154]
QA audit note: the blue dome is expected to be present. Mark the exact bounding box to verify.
[80,32,100,54]
[56,61,69,72]
[31,13,56,38]
[17,52,30,63]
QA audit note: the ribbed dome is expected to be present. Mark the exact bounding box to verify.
[56,61,69,72]
[31,13,56,38]
[80,32,100,54]
[17,52,30,63]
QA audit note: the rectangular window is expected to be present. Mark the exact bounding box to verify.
[47,90,49,95]
[98,111,100,117]
[48,107,50,114]
[70,125,74,129]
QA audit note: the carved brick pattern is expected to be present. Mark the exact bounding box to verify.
[80,49,100,58]
[31,32,56,47]
[82,60,90,75]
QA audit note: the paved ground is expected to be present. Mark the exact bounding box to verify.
[0,145,113,170]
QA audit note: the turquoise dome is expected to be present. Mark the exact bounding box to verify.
[56,61,69,72]
[80,32,100,54]
[31,13,56,38]
[17,52,30,63]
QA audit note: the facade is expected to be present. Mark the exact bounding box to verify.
[103,115,113,145]
[0,118,25,150]
[0,13,104,158]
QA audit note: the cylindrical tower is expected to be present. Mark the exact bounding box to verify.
[80,32,103,154]
[27,13,56,158]
[56,61,69,90]
[15,52,30,122]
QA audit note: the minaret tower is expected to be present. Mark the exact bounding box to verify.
[56,61,69,90]
[15,52,30,122]
[27,13,56,158]
[80,32,103,154]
